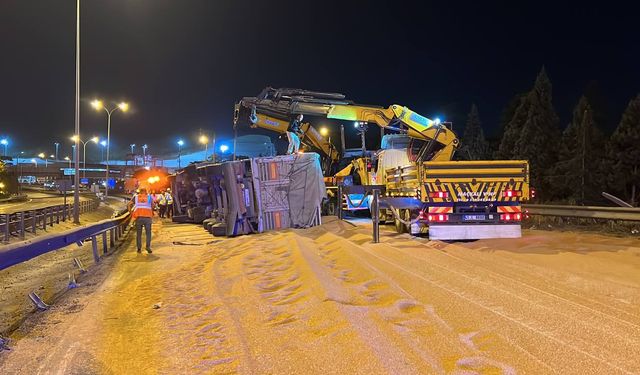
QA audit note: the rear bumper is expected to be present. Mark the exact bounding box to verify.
[426,224,521,240]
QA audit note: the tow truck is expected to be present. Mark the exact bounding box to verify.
[235,87,530,240]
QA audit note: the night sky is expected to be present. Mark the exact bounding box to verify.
[1,1,639,160]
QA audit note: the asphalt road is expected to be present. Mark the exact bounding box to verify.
[0,193,90,214]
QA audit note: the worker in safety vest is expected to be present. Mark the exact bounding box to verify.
[156,190,167,218]
[129,187,154,253]
[164,188,174,219]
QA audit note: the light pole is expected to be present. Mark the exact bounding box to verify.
[38,153,48,168]
[0,139,8,156]
[142,144,148,165]
[199,134,209,161]
[65,156,71,168]
[91,99,129,198]
[54,142,60,160]
[177,139,184,168]
[71,135,99,178]
[212,132,217,163]
[73,0,81,224]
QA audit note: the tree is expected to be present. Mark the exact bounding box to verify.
[459,104,490,160]
[552,96,604,203]
[498,67,560,194]
[606,94,640,206]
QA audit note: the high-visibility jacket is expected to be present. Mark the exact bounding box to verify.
[164,192,173,205]
[132,194,153,219]
[156,193,167,205]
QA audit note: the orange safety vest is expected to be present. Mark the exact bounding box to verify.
[132,194,153,219]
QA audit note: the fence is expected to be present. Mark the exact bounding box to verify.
[0,209,131,271]
[523,204,640,222]
[1,200,99,243]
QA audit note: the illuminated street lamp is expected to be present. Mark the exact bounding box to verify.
[177,139,184,168]
[91,99,129,197]
[220,144,229,153]
[199,134,209,160]
[0,139,8,156]
[38,153,48,168]
[64,156,71,168]
[142,144,148,164]
[319,127,329,137]
[71,135,99,178]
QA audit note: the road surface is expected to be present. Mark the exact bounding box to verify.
[0,218,638,374]
[0,192,91,214]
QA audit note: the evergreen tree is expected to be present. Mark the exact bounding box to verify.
[498,67,560,194]
[460,104,490,160]
[552,96,604,203]
[607,94,640,206]
[496,94,528,159]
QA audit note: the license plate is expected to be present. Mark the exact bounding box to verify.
[463,214,486,221]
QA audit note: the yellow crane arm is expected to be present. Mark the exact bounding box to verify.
[237,109,339,163]
[326,104,458,162]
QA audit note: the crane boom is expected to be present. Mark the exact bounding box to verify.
[234,87,459,162]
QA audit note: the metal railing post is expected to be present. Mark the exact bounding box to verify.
[91,235,100,263]
[337,184,343,220]
[372,189,380,243]
[31,210,37,234]
[102,231,108,254]
[4,214,9,242]
[110,228,115,247]
[20,212,25,239]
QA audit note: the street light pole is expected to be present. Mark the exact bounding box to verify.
[0,139,8,156]
[142,144,148,165]
[92,100,128,198]
[54,142,60,160]
[73,0,81,224]
[177,140,184,168]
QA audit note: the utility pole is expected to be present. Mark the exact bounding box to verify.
[73,0,81,224]
[581,108,587,204]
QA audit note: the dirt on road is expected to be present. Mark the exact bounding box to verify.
[0,218,638,374]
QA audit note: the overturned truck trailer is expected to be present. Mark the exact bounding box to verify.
[172,153,326,236]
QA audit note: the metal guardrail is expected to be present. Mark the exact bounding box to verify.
[0,209,131,271]
[523,204,640,222]
[1,200,99,242]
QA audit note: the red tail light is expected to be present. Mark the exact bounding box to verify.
[429,191,449,198]
[500,213,522,221]
[503,190,522,198]
[427,214,449,222]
